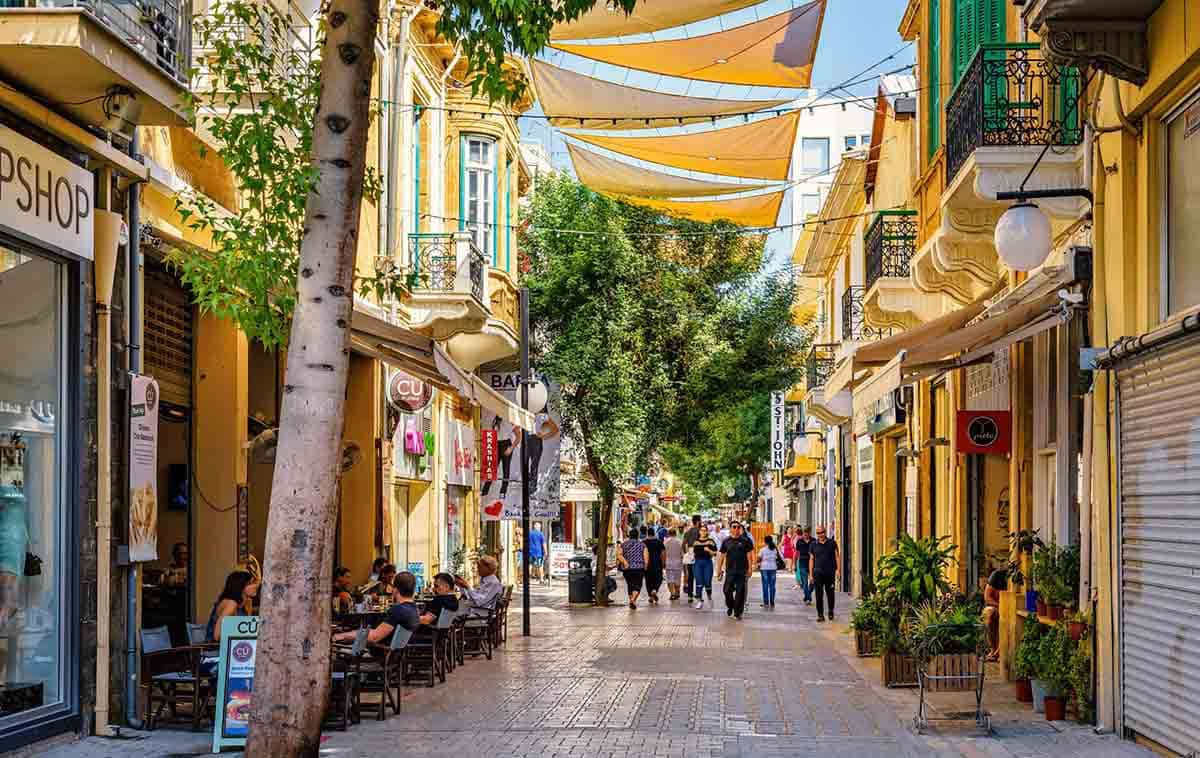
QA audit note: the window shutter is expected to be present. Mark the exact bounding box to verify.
[458,136,466,232]
[927,0,941,160]
[952,0,978,85]
[981,0,1005,45]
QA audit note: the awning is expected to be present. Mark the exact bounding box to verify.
[567,142,775,198]
[902,291,1065,371]
[784,456,819,478]
[852,281,1005,367]
[471,376,535,432]
[568,112,799,181]
[350,308,476,402]
[530,60,789,131]
[609,188,785,227]
[550,0,763,41]
[551,2,827,88]
[852,352,904,436]
[563,484,601,502]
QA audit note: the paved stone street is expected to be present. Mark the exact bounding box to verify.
[37,579,1154,758]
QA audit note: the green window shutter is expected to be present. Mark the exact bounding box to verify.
[413,107,422,235]
[927,0,941,160]
[981,0,1005,45]
[505,161,513,272]
[491,146,499,266]
[458,136,466,232]
[952,0,978,86]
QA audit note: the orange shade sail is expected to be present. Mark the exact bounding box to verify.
[569,111,799,181]
[567,143,776,198]
[551,2,827,88]
[611,190,786,227]
[551,0,764,41]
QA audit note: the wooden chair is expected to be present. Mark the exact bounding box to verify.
[141,626,214,731]
[495,586,514,647]
[451,609,470,668]
[434,609,457,674]
[328,628,368,730]
[461,606,495,661]
[403,619,447,687]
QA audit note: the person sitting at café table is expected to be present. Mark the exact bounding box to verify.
[455,555,502,617]
[163,542,188,588]
[334,571,421,645]
[369,557,387,582]
[418,572,460,625]
[333,566,354,613]
[374,563,398,602]
[206,569,259,642]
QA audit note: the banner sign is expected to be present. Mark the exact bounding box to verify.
[444,420,475,487]
[480,428,498,483]
[549,542,573,578]
[956,410,1012,455]
[129,374,160,562]
[770,391,786,470]
[480,373,562,521]
[0,124,94,261]
[211,615,259,752]
[857,436,874,484]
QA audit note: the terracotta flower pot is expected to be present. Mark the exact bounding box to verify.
[1015,678,1033,703]
[1044,695,1066,721]
[1036,598,1048,616]
[1047,604,1064,621]
[1068,621,1086,641]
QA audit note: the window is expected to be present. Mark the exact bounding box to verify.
[412,106,424,235]
[801,137,830,174]
[844,136,857,150]
[952,0,1006,85]
[862,134,872,147]
[1165,95,1200,315]
[463,136,495,259]
[801,193,822,217]
[505,160,514,271]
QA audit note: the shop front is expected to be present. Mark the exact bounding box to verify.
[384,367,435,586]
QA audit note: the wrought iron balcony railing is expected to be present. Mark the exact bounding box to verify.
[408,233,487,304]
[865,210,918,292]
[841,286,892,342]
[806,343,837,389]
[945,43,1084,185]
[3,0,194,84]
[194,1,314,85]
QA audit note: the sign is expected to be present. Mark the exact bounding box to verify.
[391,407,433,483]
[549,542,573,578]
[480,428,498,483]
[956,410,1012,455]
[129,375,159,562]
[386,369,432,412]
[444,420,475,487]
[770,391,786,470]
[236,485,249,563]
[857,436,874,484]
[905,461,918,536]
[0,125,94,260]
[480,373,562,521]
[211,615,259,752]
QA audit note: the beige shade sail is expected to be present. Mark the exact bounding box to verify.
[551,2,827,88]
[551,0,764,41]
[569,111,798,181]
[531,60,789,130]
[567,142,775,198]
[610,190,786,227]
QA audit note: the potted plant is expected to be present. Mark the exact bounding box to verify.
[849,592,887,657]
[904,596,986,693]
[873,536,957,688]
[1036,625,1074,721]
[1007,529,1043,613]
[1068,637,1093,722]
[1012,615,1045,704]
[1066,610,1089,642]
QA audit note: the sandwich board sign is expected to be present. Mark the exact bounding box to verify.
[212,616,259,752]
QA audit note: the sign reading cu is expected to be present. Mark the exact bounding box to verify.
[955,410,1012,455]
[387,369,432,412]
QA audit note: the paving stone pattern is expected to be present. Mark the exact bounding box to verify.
[40,581,1156,758]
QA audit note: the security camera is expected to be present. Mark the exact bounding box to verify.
[1058,288,1084,305]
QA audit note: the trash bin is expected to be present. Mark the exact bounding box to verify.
[568,555,594,604]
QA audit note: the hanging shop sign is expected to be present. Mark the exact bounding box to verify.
[129,374,160,562]
[387,369,432,412]
[0,125,95,261]
[856,436,874,484]
[480,373,562,521]
[956,410,1012,455]
[480,428,498,483]
[770,391,786,470]
[444,420,475,487]
[211,615,259,752]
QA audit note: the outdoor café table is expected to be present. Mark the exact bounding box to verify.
[334,602,427,629]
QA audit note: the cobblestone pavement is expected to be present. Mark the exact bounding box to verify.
[39,579,1154,758]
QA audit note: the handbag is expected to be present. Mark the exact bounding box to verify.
[24,552,41,577]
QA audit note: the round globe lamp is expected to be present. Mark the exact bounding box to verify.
[994,202,1052,272]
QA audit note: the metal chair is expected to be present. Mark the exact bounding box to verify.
[186,623,209,645]
[141,625,213,731]
[328,628,368,730]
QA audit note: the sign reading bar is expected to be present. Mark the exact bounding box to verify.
[212,616,259,752]
[129,375,160,562]
[770,391,786,470]
[956,410,1012,455]
[0,124,94,260]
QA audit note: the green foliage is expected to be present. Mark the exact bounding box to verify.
[177,0,388,347]
[1034,624,1074,696]
[1068,637,1093,722]
[1033,542,1080,607]
[874,535,957,608]
[1005,528,1044,586]
[903,599,985,663]
[849,591,892,636]
[1013,615,1049,679]
[436,0,635,103]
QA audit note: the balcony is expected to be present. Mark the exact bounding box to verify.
[806,344,837,390]
[841,286,891,342]
[863,210,943,330]
[945,44,1083,186]
[445,268,522,371]
[0,0,192,127]
[405,232,491,342]
[193,2,314,97]
[805,343,850,425]
[865,211,917,292]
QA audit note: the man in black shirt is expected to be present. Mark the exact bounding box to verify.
[793,527,813,605]
[807,527,840,622]
[334,571,420,645]
[682,514,702,601]
[717,521,755,620]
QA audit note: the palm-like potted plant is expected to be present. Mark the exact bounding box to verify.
[904,596,986,693]
[872,536,957,687]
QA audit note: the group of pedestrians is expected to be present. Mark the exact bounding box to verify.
[615,516,843,623]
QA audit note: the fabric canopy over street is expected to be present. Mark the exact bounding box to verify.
[567,142,775,198]
[350,307,476,402]
[610,189,786,227]
[569,112,799,181]
[551,2,827,87]
[471,375,535,432]
[550,0,763,40]
[530,60,789,130]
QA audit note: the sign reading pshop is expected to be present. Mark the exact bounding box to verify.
[0,125,94,261]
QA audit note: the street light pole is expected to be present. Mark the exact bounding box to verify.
[519,287,531,637]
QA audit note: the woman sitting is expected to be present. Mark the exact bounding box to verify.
[205,570,259,642]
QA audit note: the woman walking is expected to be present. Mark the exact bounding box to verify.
[758,535,781,608]
[663,528,684,600]
[644,527,666,604]
[691,525,718,609]
[781,526,796,574]
[617,528,649,609]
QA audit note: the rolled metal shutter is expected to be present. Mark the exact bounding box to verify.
[1115,331,1200,756]
[144,268,194,408]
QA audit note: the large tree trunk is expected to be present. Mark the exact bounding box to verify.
[593,474,615,606]
[246,2,379,755]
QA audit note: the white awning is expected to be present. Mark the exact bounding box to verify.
[471,375,535,432]
[563,485,601,502]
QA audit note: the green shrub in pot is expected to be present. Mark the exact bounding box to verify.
[1035,624,1074,697]
[874,535,956,607]
[1013,615,1047,681]
[903,597,985,664]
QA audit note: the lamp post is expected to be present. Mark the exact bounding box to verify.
[994,188,1094,271]
[519,287,531,637]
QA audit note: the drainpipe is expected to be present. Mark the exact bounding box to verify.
[386,4,416,266]
[92,169,122,738]
[123,132,144,729]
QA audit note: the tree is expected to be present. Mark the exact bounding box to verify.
[520,175,804,602]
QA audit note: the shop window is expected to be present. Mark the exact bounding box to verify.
[0,245,66,723]
[801,137,830,174]
[1165,95,1200,316]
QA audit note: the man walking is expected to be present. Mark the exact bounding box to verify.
[808,526,840,622]
[716,521,755,620]
[528,522,547,585]
[793,527,813,604]
[682,514,701,602]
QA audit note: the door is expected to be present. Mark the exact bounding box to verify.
[966,454,983,591]
[840,464,852,592]
[861,483,874,590]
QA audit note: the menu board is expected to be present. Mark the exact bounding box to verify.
[128,374,159,562]
[549,542,574,578]
[211,616,259,752]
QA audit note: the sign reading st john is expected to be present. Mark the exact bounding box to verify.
[769,392,786,470]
